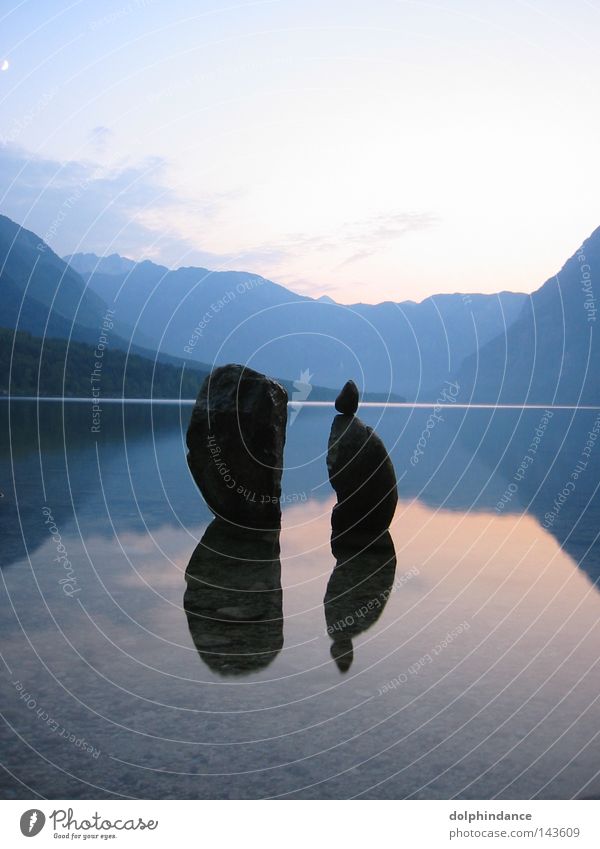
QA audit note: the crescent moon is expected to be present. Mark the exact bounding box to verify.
[1,60,9,72]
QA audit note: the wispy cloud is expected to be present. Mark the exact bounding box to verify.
[215,210,439,275]
[0,144,229,265]
[0,145,437,298]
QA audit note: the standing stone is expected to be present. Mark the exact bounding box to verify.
[327,413,398,537]
[335,380,359,415]
[186,364,288,528]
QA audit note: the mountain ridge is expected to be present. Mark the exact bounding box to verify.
[64,247,527,397]
[457,225,600,404]
[3,212,597,402]
[65,248,527,309]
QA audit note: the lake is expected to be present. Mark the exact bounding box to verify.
[1,399,600,799]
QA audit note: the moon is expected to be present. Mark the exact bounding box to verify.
[1,59,9,71]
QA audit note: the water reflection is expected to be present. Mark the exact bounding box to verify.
[3,401,600,798]
[3,399,600,589]
[183,519,283,675]
[324,531,396,672]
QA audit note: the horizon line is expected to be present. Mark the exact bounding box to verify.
[3,397,600,411]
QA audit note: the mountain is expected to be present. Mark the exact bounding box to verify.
[0,215,147,347]
[0,329,210,399]
[63,252,139,277]
[65,251,526,398]
[0,216,210,391]
[0,328,401,403]
[458,227,600,404]
[0,215,402,403]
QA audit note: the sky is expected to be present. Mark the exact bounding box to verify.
[0,0,599,304]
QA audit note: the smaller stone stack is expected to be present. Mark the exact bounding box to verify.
[327,380,398,537]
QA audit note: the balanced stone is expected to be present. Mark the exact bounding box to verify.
[327,414,398,537]
[335,380,359,415]
[186,364,288,528]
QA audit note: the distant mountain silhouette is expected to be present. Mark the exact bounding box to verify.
[3,216,385,402]
[63,252,138,277]
[457,227,600,404]
[7,212,598,403]
[0,214,150,348]
[65,250,526,398]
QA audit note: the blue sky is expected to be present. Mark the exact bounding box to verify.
[1,0,599,302]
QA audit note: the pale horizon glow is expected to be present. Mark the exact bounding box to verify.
[1,0,599,304]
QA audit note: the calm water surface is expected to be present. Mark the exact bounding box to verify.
[1,400,600,799]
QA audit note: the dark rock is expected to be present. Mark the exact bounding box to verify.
[186,364,288,529]
[327,414,398,537]
[335,380,359,415]
[184,519,283,676]
[324,531,396,672]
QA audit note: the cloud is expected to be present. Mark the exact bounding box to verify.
[0,144,226,264]
[0,144,438,299]
[210,210,439,277]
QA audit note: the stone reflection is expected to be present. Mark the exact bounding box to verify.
[184,519,283,676]
[324,531,397,672]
